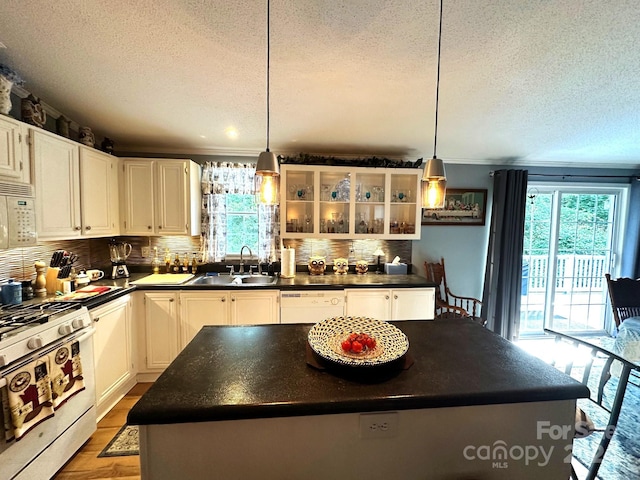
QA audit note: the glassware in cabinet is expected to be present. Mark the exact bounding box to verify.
[283,168,315,234]
[354,171,385,203]
[353,171,385,235]
[389,173,419,236]
[318,170,350,234]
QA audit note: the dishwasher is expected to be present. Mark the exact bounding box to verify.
[280,291,345,324]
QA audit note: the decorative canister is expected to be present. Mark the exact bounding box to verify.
[56,115,71,138]
[308,256,326,275]
[1,279,22,305]
[101,137,115,154]
[21,280,34,300]
[0,74,13,115]
[78,126,95,147]
[333,258,349,275]
[21,94,46,127]
[75,271,90,288]
[0,63,24,115]
[355,260,369,274]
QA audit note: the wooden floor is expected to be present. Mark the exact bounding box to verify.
[53,383,153,480]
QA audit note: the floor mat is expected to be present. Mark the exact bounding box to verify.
[97,424,139,457]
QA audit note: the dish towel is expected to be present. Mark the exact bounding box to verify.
[49,340,85,410]
[1,382,13,442]
[4,358,54,440]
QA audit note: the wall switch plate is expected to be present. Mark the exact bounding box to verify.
[141,246,150,258]
[359,412,398,439]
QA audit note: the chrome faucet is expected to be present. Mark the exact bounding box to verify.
[239,245,253,274]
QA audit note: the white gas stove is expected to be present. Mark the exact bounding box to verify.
[0,302,96,480]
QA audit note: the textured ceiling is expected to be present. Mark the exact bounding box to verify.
[0,0,639,168]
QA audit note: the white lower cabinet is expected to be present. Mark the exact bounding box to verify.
[229,290,279,325]
[137,289,280,380]
[180,291,229,347]
[91,295,135,421]
[345,288,435,320]
[142,291,180,371]
[344,289,392,320]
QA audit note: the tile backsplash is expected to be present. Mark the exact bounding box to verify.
[0,236,412,283]
[282,239,411,270]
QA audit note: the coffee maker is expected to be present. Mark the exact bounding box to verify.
[109,239,132,279]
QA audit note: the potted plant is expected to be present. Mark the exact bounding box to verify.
[0,63,25,115]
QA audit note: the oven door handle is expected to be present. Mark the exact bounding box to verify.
[73,326,95,344]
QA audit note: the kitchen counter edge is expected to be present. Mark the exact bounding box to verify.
[95,272,435,292]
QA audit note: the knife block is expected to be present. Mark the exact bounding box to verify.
[45,267,60,294]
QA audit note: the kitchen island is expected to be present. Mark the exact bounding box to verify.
[128,319,588,479]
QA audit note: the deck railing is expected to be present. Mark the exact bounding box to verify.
[523,255,609,293]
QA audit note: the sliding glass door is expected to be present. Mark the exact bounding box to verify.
[519,184,628,336]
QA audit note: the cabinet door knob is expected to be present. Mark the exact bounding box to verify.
[231,297,236,302]
[221,297,226,302]
[158,226,162,229]
[394,295,398,299]
[74,226,81,230]
[385,295,389,300]
[169,298,174,302]
[85,225,92,231]
[147,225,152,229]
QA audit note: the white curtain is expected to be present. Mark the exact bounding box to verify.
[200,162,279,263]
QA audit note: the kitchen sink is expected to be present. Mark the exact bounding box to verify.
[188,275,277,286]
[189,276,234,285]
[240,276,277,285]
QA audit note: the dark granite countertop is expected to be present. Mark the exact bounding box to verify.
[21,272,430,311]
[81,281,136,309]
[119,272,434,291]
[127,319,589,426]
[17,278,135,310]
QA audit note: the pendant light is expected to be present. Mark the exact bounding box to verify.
[421,0,447,209]
[255,0,280,205]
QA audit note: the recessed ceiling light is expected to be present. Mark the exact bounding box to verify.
[225,127,239,140]
[199,135,206,139]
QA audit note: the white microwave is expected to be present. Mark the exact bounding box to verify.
[0,196,37,249]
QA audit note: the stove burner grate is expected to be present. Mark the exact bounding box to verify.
[0,302,82,340]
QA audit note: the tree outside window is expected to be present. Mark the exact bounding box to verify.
[225,194,259,254]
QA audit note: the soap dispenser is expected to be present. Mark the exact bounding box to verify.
[151,247,160,274]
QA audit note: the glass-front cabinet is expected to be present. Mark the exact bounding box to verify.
[281,165,421,239]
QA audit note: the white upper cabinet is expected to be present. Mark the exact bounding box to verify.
[33,129,81,239]
[0,115,31,192]
[121,160,154,235]
[281,164,421,240]
[33,128,119,239]
[121,158,201,236]
[79,146,119,236]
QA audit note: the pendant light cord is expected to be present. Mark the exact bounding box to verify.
[266,0,271,152]
[433,0,443,158]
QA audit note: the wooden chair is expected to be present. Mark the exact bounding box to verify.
[544,328,640,480]
[605,273,640,329]
[424,258,485,325]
